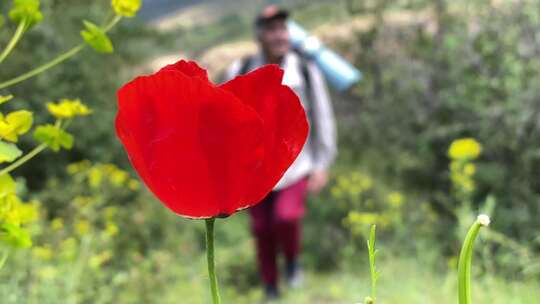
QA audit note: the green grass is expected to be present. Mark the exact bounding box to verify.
[241,257,540,304]
[162,257,540,304]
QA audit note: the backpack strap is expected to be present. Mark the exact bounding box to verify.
[238,55,254,75]
[295,50,319,160]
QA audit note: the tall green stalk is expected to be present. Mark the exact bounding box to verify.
[457,214,490,304]
[0,15,122,90]
[365,224,378,304]
[205,218,221,304]
[0,250,9,272]
[0,18,28,65]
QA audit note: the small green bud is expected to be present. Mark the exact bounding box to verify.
[81,20,114,53]
[9,0,43,29]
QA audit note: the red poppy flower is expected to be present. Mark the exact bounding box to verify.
[115,60,308,218]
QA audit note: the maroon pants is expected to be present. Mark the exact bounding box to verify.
[249,177,308,287]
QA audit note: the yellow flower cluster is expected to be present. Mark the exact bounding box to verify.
[448,138,482,200]
[331,171,373,202]
[0,174,39,248]
[32,246,53,261]
[89,250,113,269]
[67,160,140,190]
[331,170,406,237]
[344,211,390,236]
[386,192,404,208]
[47,98,91,119]
[0,110,33,142]
[112,0,141,17]
[450,161,476,196]
[448,138,482,161]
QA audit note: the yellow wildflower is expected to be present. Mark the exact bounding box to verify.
[32,246,53,261]
[51,218,64,230]
[75,219,91,236]
[89,250,113,269]
[110,169,128,186]
[112,0,141,17]
[128,179,140,191]
[464,163,476,176]
[47,98,91,119]
[38,266,57,280]
[387,192,404,208]
[88,167,103,188]
[0,110,33,142]
[448,138,482,160]
[104,222,119,237]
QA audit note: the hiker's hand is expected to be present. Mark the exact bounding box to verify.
[308,171,329,194]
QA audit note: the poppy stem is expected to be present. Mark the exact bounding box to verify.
[205,218,221,304]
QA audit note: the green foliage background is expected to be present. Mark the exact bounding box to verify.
[1,0,539,303]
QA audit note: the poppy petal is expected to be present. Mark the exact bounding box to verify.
[220,65,309,204]
[116,69,265,218]
[159,60,209,81]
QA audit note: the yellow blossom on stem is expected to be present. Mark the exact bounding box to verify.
[448,138,482,161]
[0,110,33,142]
[386,192,404,208]
[32,246,53,260]
[51,217,63,230]
[75,219,91,236]
[47,98,91,119]
[128,179,140,191]
[111,0,141,17]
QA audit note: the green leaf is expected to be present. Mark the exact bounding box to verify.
[80,20,114,54]
[0,141,22,164]
[0,223,32,249]
[8,0,43,29]
[0,173,16,199]
[33,124,73,152]
[0,95,14,105]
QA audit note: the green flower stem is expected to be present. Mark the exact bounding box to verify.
[0,119,63,176]
[457,214,490,304]
[0,44,86,90]
[0,18,28,65]
[205,218,221,304]
[0,250,9,272]
[0,143,47,177]
[367,224,378,303]
[0,15,122,90]
[104,15,122,32]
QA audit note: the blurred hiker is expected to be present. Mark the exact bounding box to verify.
[224,5,337,300]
